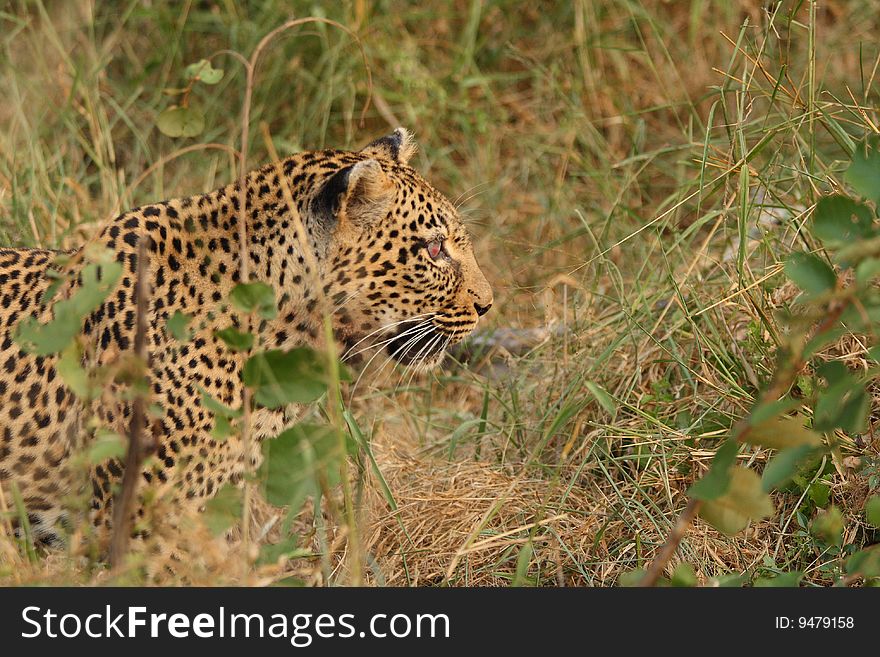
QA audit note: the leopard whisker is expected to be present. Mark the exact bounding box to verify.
[452,181,491,209]
[399,331,445,392]
[356,320,434,361]
[342,316,436,362]
[370,323,437,387]
[341,313,435,361]
[348,322,436,401]
[330,289,362,314]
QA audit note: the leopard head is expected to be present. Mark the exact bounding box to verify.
[312,129,493,369]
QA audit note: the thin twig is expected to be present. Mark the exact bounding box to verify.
[109,236,150,568]
[639,498,703,586]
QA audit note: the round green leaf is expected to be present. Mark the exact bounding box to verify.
[745,415,822,450]
[866,495,880,529]
[784,252,836,296]
[214,326,254,352]
[670,563,697,587]
[199,67,224,85]
[811,506,844,546]
[761,445,822,492]
[156,106,205,138]
[617,569,649,587]
[846,137,880,206]
[184,59,224,85]
[203,484,242,535]
[261,423,350,506]
[847,546,880,579]
[812,195,874,245]
[808,481,831,508]
[166,310,192,342]
[698,467,774,536]
[753,571,803,587]
[687,439,738,501]
[229,282,277,319]
[243,348,329,408]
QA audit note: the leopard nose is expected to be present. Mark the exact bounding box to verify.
[474,302,492,317]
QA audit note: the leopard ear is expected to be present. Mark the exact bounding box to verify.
[312,159,395,227]
[360,127,417,165]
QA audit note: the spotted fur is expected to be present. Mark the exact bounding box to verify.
[0,129,492,544]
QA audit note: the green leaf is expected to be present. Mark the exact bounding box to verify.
[710,573,748,587]
[84,431,127,464]
[184,59,224,85]
[199,68,224,85]
[585,381,617,419]
[744,415,822,450]
[261,423,353,507]
[56,342,90,399]
[156,106,205,138]
[698,467,774,535]
[811,506,844,546]
[166,311,192,342]
[837,387,870,434]
[687,439,738,501]
[783,252,836,297]
[846,546,880,579]
[15,260,122,355]
[617,568,649,587]
[243,348,329,409]
[814,375,869,434]
[229,282,277,319]
[257,535,311,566]
[808,481,831,508]
[203,484,242,535]
[868,345,880,363]
[214,326,254,352]
[511,541,535,587]
[210,414,234,441]
[846,136,880,205]
[811,195,874,245]
[753,571,803,587]
[670,562,697,587]
[748,397,802,426]
[762,445,823,491]
[198,387,243,419]
[817,360,848,385]
[200,386,237,439]
[865,496,880,528]
[856,258,880,285]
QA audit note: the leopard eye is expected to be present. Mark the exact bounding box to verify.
[426,239,444,259]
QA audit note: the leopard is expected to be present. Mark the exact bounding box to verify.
[0,128,493,547]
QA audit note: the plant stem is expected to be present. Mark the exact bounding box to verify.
[109,237,150,569]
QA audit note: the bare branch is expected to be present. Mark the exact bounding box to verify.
[109,235,150,569]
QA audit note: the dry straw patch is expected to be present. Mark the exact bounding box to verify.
[363,437,603,586]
